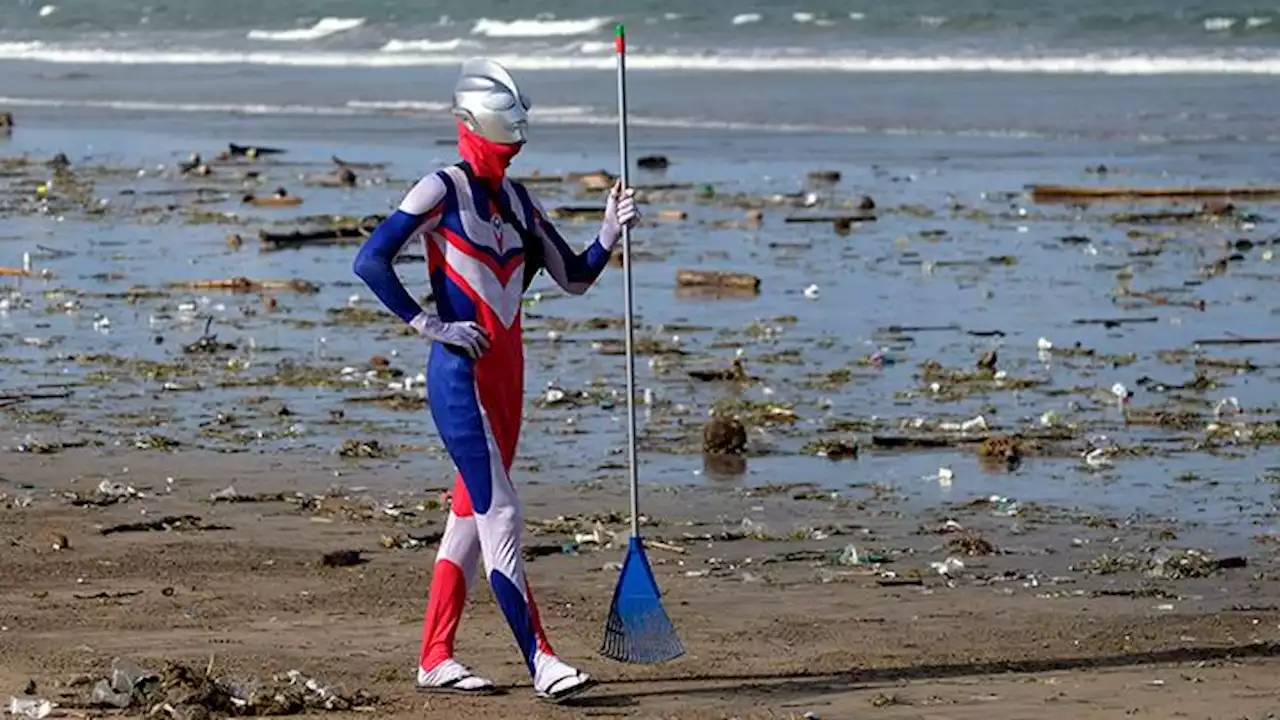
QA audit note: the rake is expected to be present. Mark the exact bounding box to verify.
[597,23,686,666]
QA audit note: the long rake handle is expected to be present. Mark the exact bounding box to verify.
[615,25,640,539]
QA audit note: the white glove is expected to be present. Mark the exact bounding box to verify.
[409,312,490,359]
[600,180,639,250]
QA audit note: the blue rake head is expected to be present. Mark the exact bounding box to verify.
[599,537,685,664]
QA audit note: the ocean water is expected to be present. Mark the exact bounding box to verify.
[0,0,1279,146]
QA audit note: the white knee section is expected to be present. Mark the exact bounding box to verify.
[436,511,482,590]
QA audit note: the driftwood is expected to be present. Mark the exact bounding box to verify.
[305,167,357,188]
[257,218,382,251]
[636,155,669,170]
[675,269,761,293]
[1117,287,1206,311]
[636,182,694,191]
[1071,316,1159,327]
[0,266,29,277]
[1107,199,1241,224]
[548,206,605,221]
[1029,184,1280,203]
[1194,336,1280,346]
[570,171,615,192]
[784,213,875,224]
[121,187,226,198]
[229,143,285,157]
[166,277,320,293]
[243,191,302,207]
[675,286,761,301]
[511,173,566,185]
[332,155,388,170]
[0,389,74,408]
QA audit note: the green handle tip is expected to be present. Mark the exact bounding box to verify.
[615,24,625,36]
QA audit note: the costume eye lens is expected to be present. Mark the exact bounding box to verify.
[481,93,516,111]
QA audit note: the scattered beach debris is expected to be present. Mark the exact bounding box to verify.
[83,657,375,715]
[224,142,287,159]
[99,515,230,536]
[675,269,761,293]
[636,155,669,170]
[1028,183,1280,203]
[703,415,748,455]
[321,550,366,568]
[242,187,301,207]
[334,439,390,459]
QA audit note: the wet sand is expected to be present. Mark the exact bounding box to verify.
[3,449,1280,719]
[2,120,1280,717]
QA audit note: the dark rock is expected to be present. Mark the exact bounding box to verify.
[637,154,669,170]
[703,415,747,454]
[322,550,365,567]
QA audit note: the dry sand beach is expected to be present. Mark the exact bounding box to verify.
[3,448,1280,720]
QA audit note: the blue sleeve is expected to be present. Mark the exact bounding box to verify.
[352,173,447,324]
[352,210,427,324]
[513,183,613,295]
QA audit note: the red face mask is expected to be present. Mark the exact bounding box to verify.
[457,120,523,186]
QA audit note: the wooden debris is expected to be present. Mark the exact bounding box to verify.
[166,277,320,293]
[1194,336,1280,347]
[1111,201,1241,224]
[99,515,229,536]
[1029,183,1280,203]
[511,172,566,185]
[573,170,615,192]
[656,208,688,221]
[690,357,750,383]
[636,155,669,170]
[636,182,694,191]
[703,415,748,454]
[784,213,875,224]
[257,218,381,251]
[227,142,286,158]
[306,167,357,188]
[676,269,761,293]
[321,550,366,567]
[872,435,977,450]
[876,577,923,587]
[675,285,762,300]
[807,170,841,183]
[548,205,605,221]
[1117,286,1206,311]
[1071,316,1159,327]
[0,267,30,277]
[332,155,388,170]
[243,188,302,207]
[644,539,686,554]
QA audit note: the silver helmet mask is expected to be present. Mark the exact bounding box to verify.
[452,58,530,145]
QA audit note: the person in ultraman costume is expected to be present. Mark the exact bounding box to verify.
[352,58,638,701]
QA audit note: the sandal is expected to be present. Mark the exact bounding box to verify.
[535,671,597,703]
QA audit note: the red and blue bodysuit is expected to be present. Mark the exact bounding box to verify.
[353,122,621,699]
